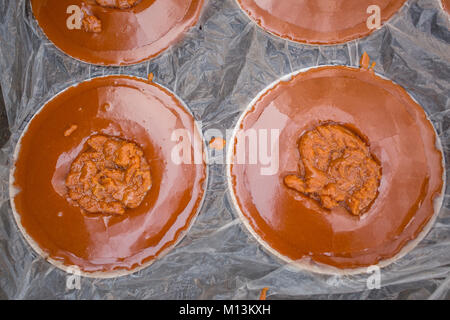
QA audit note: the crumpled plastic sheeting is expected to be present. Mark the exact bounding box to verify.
[0,0,449,300]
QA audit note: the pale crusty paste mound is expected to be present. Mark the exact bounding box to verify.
[66,134,152,215]
[285,124,381,216]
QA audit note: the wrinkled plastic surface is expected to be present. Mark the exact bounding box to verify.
[0,0,449,299]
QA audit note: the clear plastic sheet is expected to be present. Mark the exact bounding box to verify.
[0,0,449,299]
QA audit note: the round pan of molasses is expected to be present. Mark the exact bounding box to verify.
[227,63,444,274]
[10,75,207,278]
[31,0,204,66]
[236,0,407,44]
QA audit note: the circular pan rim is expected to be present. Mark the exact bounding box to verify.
[226,65,446,275]
[9,74,209,279]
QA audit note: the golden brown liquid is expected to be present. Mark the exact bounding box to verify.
[230,66,443,269]
[31,0,204,65]
[237,0,407,44]
[12,76,206,273]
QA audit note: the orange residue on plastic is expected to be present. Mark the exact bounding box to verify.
[209,137,226,150]
[360,52,376,71]
[259,287,268,300]
[148,73,154,82]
